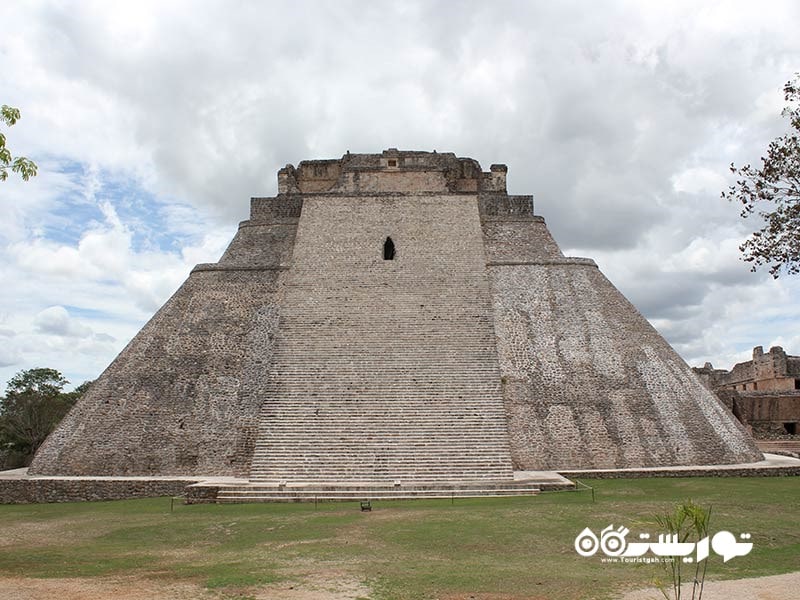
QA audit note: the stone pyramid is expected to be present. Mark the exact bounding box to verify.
[29,150,762,482]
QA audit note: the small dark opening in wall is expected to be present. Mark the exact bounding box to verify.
[383,237,395,260]
[795,379,800,390]
[388,159,397,167]
[753,381,758,390]
[784,422,797,435]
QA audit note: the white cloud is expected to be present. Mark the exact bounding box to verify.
[661,234,750,280]
[10,201,130,279]
[0,346,22,368]
[672,167,728,195]
[34,306,93,338]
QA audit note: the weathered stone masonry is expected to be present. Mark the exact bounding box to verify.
[694,345,800,436]
[29,149,762,482]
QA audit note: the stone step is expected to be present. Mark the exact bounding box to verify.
[216,491,540,503]
[250,461,510,467]
[251,449,511,457]
[211,481,541,503]
[220,481,536,491]
[254,426,510,433]
[250,468,513,481]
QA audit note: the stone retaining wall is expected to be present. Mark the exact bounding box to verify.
[184,484,219,504]
[0,479,193,504]
[560,467,800,479]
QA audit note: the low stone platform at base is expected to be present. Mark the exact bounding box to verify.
[187,477,558,504]
[0,468,208,504]
[756,440,800,457]
[558,453,800,479]
[2,454,798,504]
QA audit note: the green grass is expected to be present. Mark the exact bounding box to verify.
[0,477,797,599]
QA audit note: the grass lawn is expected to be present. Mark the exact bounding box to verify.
[0,477,797,599]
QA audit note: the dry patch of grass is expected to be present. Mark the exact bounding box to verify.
[0,575,211,600]
[0,573,372,600]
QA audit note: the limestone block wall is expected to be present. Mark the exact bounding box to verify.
[336,170,449,194]
[29,196,300,477]
[729,391,800,431]
[249,193,515,482]
[479,195,563,263]
[249,196,303,222]
[719,346,800,392]
[279,151,503,195]
[482,216,564,263]
[219,198,300,268]
[0,478,194,504]
[488,259,763,470]
[219,223,297,267]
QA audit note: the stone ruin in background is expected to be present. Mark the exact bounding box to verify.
[695,345,800,437]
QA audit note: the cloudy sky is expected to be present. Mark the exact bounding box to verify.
[1,0,799,390]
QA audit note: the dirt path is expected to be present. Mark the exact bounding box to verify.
[0,576,210,600]
[0,574,372,600]
[620,571,800,600]
[2,571,798,599]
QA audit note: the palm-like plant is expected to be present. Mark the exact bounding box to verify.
[653,500,711,600]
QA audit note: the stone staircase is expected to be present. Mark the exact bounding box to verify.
[248,195,515,484]
[249,396,513,482]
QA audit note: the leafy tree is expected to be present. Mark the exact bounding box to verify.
[723,74,800,277]
[0,104,38,182]
[0,368,89,468]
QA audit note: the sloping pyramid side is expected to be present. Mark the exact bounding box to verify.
[28,200,298,476]
[485,216,763,470]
